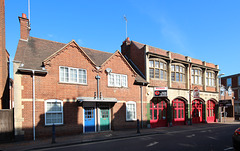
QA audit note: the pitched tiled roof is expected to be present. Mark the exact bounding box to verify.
[14,37,112,70]
[132,41,145,49]
[14,37,147,85]
[14,37,66,70]
[81,47,112,67]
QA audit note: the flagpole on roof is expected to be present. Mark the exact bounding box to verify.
[124,15,127,39]
[28,0,30,23]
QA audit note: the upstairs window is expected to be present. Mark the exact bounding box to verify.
[191,68,202,85]
[238,76,240,86]
[171,64,185,82]
[108,73,128,87]
[227,78,232,87]
[45,99,63,125]
[149,59,167,80]
[206,71,215,86]
[59,66,87,84]
[126,101,136,121]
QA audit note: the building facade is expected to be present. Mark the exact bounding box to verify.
[121,38,220,128]
[221,73,240,120]
[14,14,147,140]
[0,0,10,109]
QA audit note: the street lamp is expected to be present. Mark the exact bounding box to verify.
[218,73,225,122]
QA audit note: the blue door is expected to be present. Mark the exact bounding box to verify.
[84,107,95,132]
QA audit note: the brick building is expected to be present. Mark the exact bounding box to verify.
[221,73,240,120]
[0,0,10,109]
[121,38,220,128]
[13,14,147,140]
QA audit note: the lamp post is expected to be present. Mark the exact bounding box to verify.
[218,73,225,122]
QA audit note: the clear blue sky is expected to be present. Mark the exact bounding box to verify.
[5,0,240,78]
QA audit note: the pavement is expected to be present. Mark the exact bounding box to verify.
[0,121,240,151]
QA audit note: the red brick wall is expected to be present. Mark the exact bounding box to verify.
[172,82,186,89]
[0,0,9,109]
[122,42,146,77]
[232,76,238,88]
[20,43,147,139]
[191,85,203,91]
[149,79,168,87]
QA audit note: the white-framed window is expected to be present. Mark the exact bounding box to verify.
[149,59,167,80]
[59,66,87,84]
[206,71,215,86]
[45,99,63,125]
[171,63,185,82]
[227,78,232,88]
[191,68,202,85]
[126,101,136,121]
[108,73,128,87]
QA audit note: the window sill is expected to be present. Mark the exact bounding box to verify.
[126,119,137,122]
[45,123,64,127]
[206,86,216,88]
[150,78,167,81]
[108,86,128,89]
[59,82,88,86]
[192,84,203,86]
[171,81,186,83]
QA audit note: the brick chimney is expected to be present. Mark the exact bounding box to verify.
[18,13,30,41]
[121,37,131,58]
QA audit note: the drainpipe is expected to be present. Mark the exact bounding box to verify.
[95,74,100,132]
[189,63,192,125]
[32,70,35,141]
[95,75,101,99]
[32,70,36,141]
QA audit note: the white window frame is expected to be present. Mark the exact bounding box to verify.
[108,73,128,88]
[45,99,64,126]
[59,66,87,84]
[206,71,215,87]
[126,101,137,121]
[191,68,202,85]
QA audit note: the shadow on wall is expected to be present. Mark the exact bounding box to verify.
[20,101,83,140]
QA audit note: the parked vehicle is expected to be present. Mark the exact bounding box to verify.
[232,127,240,150]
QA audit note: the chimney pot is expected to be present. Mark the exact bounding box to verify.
[22,13,27,19]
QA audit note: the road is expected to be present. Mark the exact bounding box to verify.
[36,124,239,151]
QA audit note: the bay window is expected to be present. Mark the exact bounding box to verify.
[149,59,167,80]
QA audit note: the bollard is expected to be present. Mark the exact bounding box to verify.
[52,124,56,144]
[137,119,140,133]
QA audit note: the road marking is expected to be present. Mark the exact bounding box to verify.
[146,141,159,147]
[186,134,195,138]
[224,147,234,150]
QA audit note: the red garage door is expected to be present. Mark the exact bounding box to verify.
[207,100,216,123]
[172,99,185,126]
[150,99,167,128]
[192,100,203,123]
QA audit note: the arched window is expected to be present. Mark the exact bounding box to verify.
[45,99,63,125]
[191,68,202,85]
[206,71,215,86]
[149,59,167,80]
[171,63,185,82]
